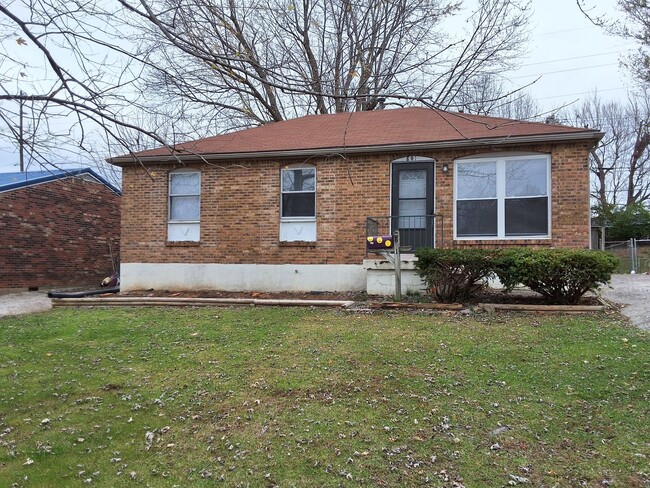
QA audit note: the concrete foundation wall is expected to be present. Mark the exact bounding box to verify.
[121,263,367,292]
[363,259,428,296]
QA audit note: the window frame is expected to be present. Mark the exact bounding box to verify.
[167,169,201,242]
[280,165,317,222]
[453,154,551,240]
[279,164,317,243]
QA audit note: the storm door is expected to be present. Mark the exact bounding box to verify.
[390,162,435,250]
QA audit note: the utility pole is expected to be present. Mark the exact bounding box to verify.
[18,91,25,172]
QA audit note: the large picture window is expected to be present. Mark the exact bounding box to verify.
[455,155,550,239]
[168,170,200,242]
[280,165,316,241]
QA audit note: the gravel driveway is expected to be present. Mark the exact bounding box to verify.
[600,274,650,331]
[0,291,51,318]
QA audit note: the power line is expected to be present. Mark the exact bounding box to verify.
[519,48,634,68]
[18,92,24,172]
[509,62,620,80]
[536,86,630,101]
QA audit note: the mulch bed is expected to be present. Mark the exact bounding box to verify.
[469,288,601,306]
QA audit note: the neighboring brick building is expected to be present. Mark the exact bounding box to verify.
[0,168,121,291]
[109,108,603,294]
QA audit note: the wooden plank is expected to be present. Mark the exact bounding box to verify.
[478,303,604,312]
[376,302,464,310]
[51,297,354,308]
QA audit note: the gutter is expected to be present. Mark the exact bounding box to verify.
[107,131,605,166]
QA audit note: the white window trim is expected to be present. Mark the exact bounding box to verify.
[168,169,201,242]
[280,165,317,222]
[279,164,317,242]
[453,154,551,240]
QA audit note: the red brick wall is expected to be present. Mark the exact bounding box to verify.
[120,141,592,266]
[0,176,121,290]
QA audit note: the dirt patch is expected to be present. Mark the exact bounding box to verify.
[122,289,369,302]
[470,288,601,306]
[121,287,600,307]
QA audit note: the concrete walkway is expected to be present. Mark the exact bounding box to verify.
[600,274,650,331]
[0,291,52,318]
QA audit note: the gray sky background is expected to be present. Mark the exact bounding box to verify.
[0,0,633,173]
[510,0,630,111]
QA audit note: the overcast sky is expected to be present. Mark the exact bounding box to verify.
[506,0,631,112]
[0,0,634,173]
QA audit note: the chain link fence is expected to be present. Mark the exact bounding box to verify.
[605,238,650,273]
[637,239,650,273]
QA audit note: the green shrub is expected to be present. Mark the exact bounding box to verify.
[415,248,496,302]
[493,248,619,305]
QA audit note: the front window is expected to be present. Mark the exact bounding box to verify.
[168,170,200,241]
[281,167,316,218]
[455,155,550,239]
[280,165,316,241]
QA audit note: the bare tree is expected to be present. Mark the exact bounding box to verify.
[0,0,531,171]
[449,72,541,120]
[615,0,650,83]
[624,93,650,204]
[573,92,650,209]
[577,0,650,84]
[0,0,167,175]
[574,94,627,208]
[120,0,531,131]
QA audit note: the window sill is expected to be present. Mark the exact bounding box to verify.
[166,241,200,247]
[279,241,317,247]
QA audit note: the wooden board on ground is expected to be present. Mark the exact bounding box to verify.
[369,302,464,310]
[479,303,605,313]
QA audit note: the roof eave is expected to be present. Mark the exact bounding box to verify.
[107,131,605,166]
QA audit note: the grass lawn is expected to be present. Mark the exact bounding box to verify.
[0,307,648,487]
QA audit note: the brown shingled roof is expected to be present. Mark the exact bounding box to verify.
[109,107,602,164]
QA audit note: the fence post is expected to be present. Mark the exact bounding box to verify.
[393,230,401,301]
[627,238,632,274]
[629,238,638,274]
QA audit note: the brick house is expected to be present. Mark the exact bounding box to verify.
[109,108,603,294]
[0,168,121,291]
